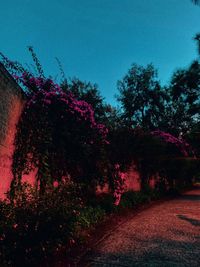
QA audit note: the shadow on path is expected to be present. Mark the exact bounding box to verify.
[86,236,200,266]
[177,214,200,227]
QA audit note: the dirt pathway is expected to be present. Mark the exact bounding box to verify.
[83,186,200,266]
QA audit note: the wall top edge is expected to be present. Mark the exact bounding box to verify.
[0,63,27,100]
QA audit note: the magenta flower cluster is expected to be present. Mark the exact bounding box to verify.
[13,72,57,93]
[151,130,192,157]
[14,72,108,141]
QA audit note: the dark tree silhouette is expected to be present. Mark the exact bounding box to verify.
[194,33,200,56]
[117,64,167,130]
[167,60,200,135]
[192,0,200,5]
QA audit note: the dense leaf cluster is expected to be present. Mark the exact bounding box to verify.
[11,73,109,197]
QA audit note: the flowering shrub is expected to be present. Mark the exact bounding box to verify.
[1,52,127,203]
[127,129,196,192]
[9,72,109,197]
[151,130,194,157]
[0,181,104,267]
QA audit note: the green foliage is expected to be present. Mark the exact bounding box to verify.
[90,193,116,213]
[117,188,161,210]
[157,158,200,191]
[119,191,146,209]
[117,64,167,130]
[62,78,108,124]
[0,184,161,267]
[185,127,200,156]
[9,77,109,197]
[192,0,200,6]
[61,78,123,133]
[27,46,45,78]
[77,206,106,229]
[166,61,200,135]
[116,60,200,137]
[0,181,85,267]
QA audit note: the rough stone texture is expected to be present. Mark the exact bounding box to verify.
[0,63,25,198]
[85,186,200,267]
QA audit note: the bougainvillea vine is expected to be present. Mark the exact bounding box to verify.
[10,72,109,197]
[151,130,194,157]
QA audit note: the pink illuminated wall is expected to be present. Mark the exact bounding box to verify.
[0,64,26,199]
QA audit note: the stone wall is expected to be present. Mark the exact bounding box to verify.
[0,63,25,198]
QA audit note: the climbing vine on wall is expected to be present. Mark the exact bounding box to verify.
[10,72,109,196]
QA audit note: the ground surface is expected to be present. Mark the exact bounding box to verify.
[83,186,200,267]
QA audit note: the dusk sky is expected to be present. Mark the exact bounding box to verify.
[1,0,200,105]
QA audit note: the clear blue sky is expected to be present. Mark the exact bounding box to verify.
[0,0,200,106]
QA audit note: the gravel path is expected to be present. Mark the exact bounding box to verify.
[84,186,200,267]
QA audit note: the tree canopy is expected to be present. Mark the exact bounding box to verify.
[117,64,167,130]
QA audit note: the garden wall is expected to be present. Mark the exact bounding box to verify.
[0,63,25,198]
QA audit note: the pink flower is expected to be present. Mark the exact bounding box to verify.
[44,99,51,105]
[53,181,59,188]
[13,224,18,229]
[0,234,5,241]
[114,194,122,206]
[151,130,192,157]
[69,239,75,245]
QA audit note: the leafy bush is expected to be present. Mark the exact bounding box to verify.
[77,206,106,229]
[10,77,109,197]
[119,191,152,209]
[157,157,200,192]
[0,181,85,267]
[90,193,116,213]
